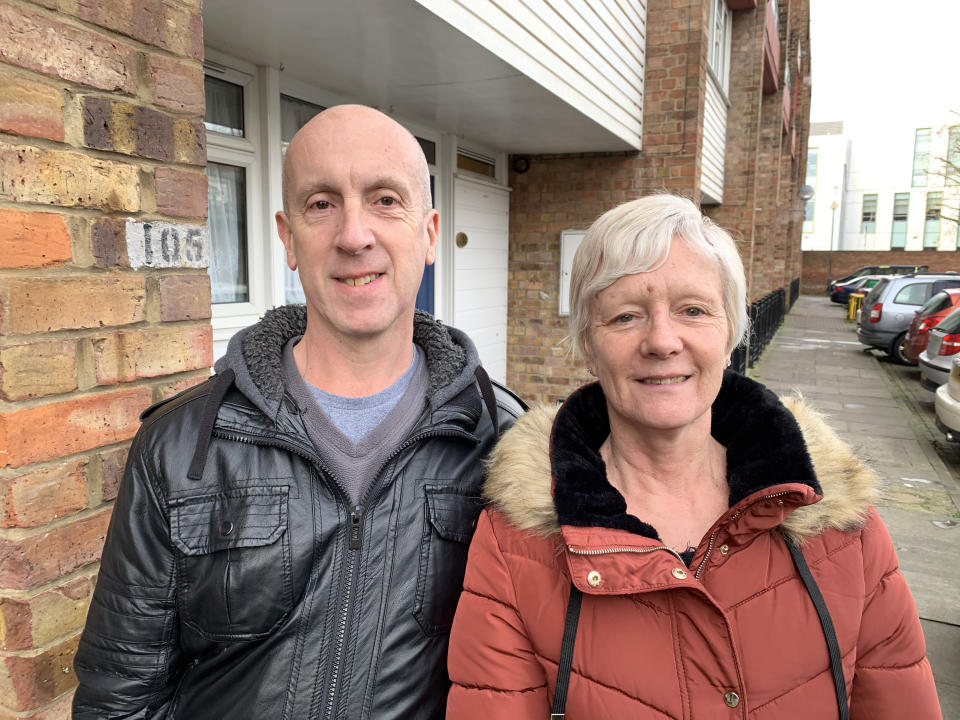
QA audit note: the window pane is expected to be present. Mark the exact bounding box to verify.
[924,191,942,248]
[912,128,931,187]
[947,126,960,186]
[891,192,909,248]
[416,137,437,165]
[207,162,249,303]
[281,94,325,144]
[204,77,244,137]
[893,283,927,305]
[860,194,877,233]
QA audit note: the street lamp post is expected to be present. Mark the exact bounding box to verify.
[827,200,839,290]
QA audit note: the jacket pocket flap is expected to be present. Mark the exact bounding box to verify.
[170,487,288,555]
[425,487,484,544]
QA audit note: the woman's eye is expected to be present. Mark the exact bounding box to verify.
[683,307,704,317]
[615,313,635,323]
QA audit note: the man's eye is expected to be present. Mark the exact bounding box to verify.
[311,200,330,210]
[377,196,397,206]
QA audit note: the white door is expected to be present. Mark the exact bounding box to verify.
[453,177,509,383]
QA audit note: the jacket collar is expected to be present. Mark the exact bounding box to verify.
[214,305,483,421]
[484,371,878,543]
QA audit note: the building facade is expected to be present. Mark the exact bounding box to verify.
[0,0,809,714]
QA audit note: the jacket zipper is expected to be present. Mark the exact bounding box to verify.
[213,422,477,720]
[568,545,684,562]
[694,490,793,580]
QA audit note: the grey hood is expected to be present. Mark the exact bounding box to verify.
[214,305,483,420]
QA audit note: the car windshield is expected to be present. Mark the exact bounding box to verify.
[920,291,952,316]
[936,306,960,333]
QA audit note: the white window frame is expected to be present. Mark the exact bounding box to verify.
[204,50,266,345]
[708,0,732,94]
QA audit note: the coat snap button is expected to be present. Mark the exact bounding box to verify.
[723,691,740,707]
[219,520,235,536]
[587,570,602,587]
[671,567,687,579]
[719,544,729,555]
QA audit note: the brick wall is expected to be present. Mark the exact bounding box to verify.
[0,1,210,715]
[801,250,960,293]
[507,0,811,404]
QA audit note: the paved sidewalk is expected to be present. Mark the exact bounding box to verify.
[751,294,960,717]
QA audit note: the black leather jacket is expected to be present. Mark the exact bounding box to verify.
[73,308,524,719]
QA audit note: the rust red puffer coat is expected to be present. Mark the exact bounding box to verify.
[447,374,941,719]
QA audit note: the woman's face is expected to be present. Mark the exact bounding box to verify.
[586,239,729,438]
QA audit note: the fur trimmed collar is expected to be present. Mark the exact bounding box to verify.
[484,371,878,542]
[214,306,480,419]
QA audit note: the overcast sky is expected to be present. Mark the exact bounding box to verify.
[809,0,960,131]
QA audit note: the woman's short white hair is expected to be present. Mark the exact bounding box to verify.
[569,193,749,360]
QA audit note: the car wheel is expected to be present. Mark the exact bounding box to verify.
[891,332,910,364]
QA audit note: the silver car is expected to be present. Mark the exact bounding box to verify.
[919,306,960,390]
[856,273,960,363]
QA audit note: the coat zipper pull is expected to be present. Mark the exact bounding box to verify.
[349,506,363,549]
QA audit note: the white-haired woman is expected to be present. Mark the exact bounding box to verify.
[446,194,940,719]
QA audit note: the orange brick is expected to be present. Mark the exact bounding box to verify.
[0,689,74,719]
[0,340,77,401]
[93,324,212,384]
[0,510,111,590]
[0,387,151,468]
[0,143,139,212]
[155,373,209,402]
[0,576,93,651]
[0,208,70,269]
[159,273,211,321]
[0,276,146,335]
[0,1,135,93]
[0,459,87,528]
[0,633,79,711]
[0,68,63,142]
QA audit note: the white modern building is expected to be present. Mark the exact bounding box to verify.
[803,115,960,254]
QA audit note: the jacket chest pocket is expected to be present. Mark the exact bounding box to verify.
[170,487,291,641]
[413,486,484,636]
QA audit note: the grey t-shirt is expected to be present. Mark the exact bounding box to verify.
[281,338,429,505]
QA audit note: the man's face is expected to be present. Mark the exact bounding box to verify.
[276,107,438,343]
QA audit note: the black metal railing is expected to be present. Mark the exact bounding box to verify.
[789,277,800,308]
[729,288,788,374]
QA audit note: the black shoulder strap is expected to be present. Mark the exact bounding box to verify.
[550,584,583,719]
[474,365,500,438]
[187,368,236,481]
[782,531,849,720]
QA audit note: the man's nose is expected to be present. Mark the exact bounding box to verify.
[641,311,683,357]
[337,202,376,254]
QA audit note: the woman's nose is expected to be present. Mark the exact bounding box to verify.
[641,312,683,357]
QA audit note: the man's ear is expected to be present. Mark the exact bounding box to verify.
[424,209,439,266]
[276,211,297,270]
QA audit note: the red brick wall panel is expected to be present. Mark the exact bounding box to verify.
[159,273,212,321]
[0,68,63,142]
[0,509,111,590]
[0,576,93,652]
[93,324,213,384]
[0,634,79,711]
[0,459,87,528]
[154,167,207,218]
[0,276,146,335]
[0,339,77,401]
[801,250,960,293]
[0,208,70,268]
[0,387,151,468]
[0,1,135,93]
[148,54,204,114]
[0,143,140,212]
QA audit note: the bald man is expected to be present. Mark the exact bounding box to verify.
[74,105,525,720]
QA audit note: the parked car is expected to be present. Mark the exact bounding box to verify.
[934,355,960,441]
[828,264,927,294]
[856,273,960,364]
[918,306,960,390]
[830,275,883,305]
[901,288,960,365]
